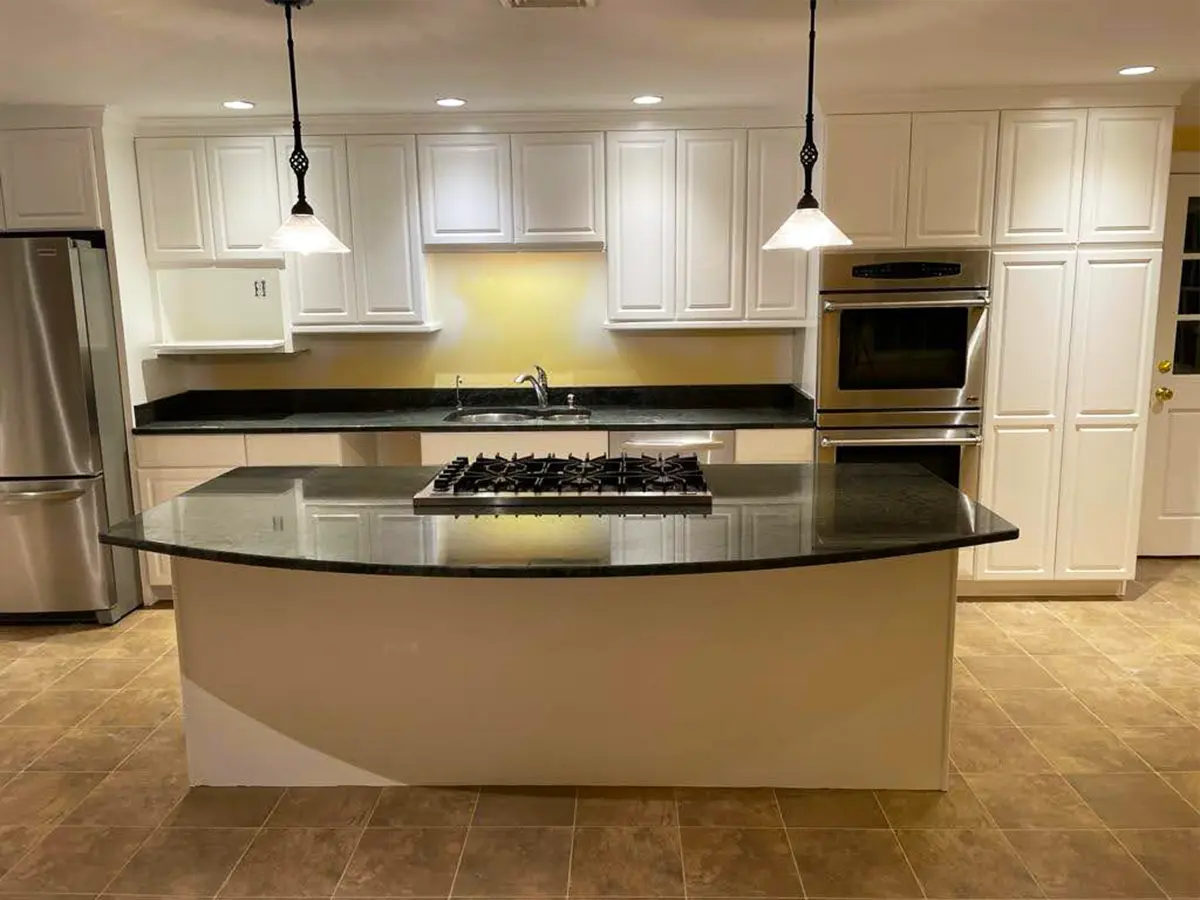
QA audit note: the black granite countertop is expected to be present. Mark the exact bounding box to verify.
[101,464,1017,578]
[131,385,814,434]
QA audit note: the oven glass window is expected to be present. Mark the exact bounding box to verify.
[838,307,969,390]
[836,444,962,487]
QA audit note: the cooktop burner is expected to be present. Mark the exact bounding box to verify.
[412,454,712,510]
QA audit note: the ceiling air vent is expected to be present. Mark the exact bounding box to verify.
[498,0,596,8]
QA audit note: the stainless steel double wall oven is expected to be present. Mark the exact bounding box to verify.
[816,249,992,500]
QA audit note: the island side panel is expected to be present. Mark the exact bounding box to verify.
[173,552,957,789]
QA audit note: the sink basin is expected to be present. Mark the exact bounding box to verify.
[443,406,593,424]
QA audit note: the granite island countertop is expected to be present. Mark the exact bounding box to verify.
[131,385,815,434]
[101,463,1018,577]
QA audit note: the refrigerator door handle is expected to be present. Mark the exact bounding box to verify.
[0,488,87,504]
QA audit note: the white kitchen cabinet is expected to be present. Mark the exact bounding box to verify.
[906,111,999,248]
[742,505,804,558]
[994,110,1088,245]
[975,252,1076,580]
[136,466,232,591]
[676,510,740,561]
[606,131,677,321]
[0,128,101,230]
[1079,107,1174,243]
[305,507,370,561]
[369,510,431,565]
[1055,248,1161,580]
[676,130,747,321]
[823,114,911,248]
[136,138,215,265]
[745,128,808,321]
[611,515,676,565]
[346,135,430,328]
[277,136,357,326]
[208,137,282,261]
[512,132,605,244]
[418,134,513,245]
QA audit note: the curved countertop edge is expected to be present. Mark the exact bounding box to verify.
[100,528,1017,579]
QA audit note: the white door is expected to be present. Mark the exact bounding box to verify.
[136,467,231,590]
[822,114,911,248]
[1140,175,1200,554]
[135,137,214,265]
[207,137,282,261]
[676,130,747,321]
[278,136,357,326]
[993,109,1088,245]
[906,111,999,248]
[606,131,677,321]
[744,128,808,321]
[512,132,605,244]
[1056,248,1161,579]
[0,128,101,230]
[417,134,513,245]
[975,251,1076,580]
[346,135,428,327]
[1079,107,1174,243]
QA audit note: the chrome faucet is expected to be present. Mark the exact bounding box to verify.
[454,374,464,410]
[515,365,550,408]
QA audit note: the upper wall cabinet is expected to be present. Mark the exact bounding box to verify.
[823,114,911,248]
[511,132,605,244]
[745,128,809,321]
[994,109,1088,245]
[136,136,281,266]
[417,134,513,245]
[0,128,102,230]
[1079,107,1174,243]
[906,111,999,248]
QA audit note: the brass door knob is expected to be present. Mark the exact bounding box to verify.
[1155,386,1175,402]
[1158,359,1173,373]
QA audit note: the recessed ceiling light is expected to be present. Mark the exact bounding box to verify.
[1118,65,1157,76]
[222,99,255,110]
[437,97,467,108]
[633,95,664,106]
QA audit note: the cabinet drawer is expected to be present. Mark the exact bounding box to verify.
[135,435,247,468]
[734,429,814,463]
[421,431,607,466]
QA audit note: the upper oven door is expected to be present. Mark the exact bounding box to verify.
[819,291,989,412]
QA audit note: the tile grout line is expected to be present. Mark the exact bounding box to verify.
[564,788,579,900]
[206,788,289,900]
[770,788,807,900]
[329,786,386,900]
[444,787,481,900]
[674,789,691,900]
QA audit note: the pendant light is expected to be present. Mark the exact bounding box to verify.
[262,0,350,255]
[763,0,851,252]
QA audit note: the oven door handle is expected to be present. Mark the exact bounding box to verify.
[819,435,982,448]
[822,295,989,312]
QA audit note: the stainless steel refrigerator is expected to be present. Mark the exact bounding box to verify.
[0,236,139,621]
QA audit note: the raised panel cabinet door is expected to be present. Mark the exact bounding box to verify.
[907,111,999,248]
[135,138,214,264]
[675,509,741,561]
[606,131,677,321]
[742,505,804,558]
[304,507,370,562]
[512,132,604,244]
[417,134,513,244]
[346,135,428,326]
[676,130,747,321]
[0,128,101,230]
[976,426,1062,579]
[994,109,1088,244]
[823,114,911,248]
[745,128,808,321]
[612,515,676,565]
[1079,107,1174,243]
[277,136,357,325]
[207,136,283,261]
[369,511,430,565]
[136,467,230,589]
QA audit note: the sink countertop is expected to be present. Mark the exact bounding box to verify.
[101,463,1018,578]
[130,385,815,434]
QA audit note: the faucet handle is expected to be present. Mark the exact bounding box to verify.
[534,364,548,385]
[566,393,576,409]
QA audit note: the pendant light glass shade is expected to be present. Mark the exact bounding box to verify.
[265,212,350,255]
[763,205,852,251]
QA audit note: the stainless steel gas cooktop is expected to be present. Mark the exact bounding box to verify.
[412,454,712,511]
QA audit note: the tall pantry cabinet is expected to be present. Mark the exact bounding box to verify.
[973,107,1172,586]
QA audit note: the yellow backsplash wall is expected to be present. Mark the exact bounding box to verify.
[167,252,796,391]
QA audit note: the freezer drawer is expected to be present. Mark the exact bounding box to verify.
[0,476,112,613]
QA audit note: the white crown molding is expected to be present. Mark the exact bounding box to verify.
[0,103,106,129]
[820,82,1192,115]
[134,107,804,138]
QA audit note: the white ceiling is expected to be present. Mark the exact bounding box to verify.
[0,0,1196,118]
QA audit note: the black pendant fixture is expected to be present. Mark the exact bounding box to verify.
[763,0,851,251]
[262,0,349,255]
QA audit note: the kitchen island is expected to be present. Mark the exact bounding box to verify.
[102,464,1016,790]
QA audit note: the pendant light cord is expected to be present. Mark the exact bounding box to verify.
[798,0,820,210]
[282,1,313,215]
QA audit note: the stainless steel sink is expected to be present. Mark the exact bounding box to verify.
[443,406,592,424]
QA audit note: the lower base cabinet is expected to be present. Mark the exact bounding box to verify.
[135,467,232,595]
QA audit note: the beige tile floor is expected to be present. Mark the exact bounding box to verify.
[0,558,1199,899]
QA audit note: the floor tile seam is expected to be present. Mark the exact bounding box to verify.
[563,791,579,900]
[328,787,384,900]
[884,818,927,900]
[444,784,482,900]
[43,656,158,692]
[771,788,808,900]
[674,792,691,900]
[23,722,159,779]
[1104,823,1176,899]
[206,789,289,900]
[977,820,1051,900]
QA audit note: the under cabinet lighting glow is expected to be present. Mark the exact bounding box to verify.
[223,99,255,110]
[437,97,467,108]
[1118,65,1157,76]
[632,95,664,105]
